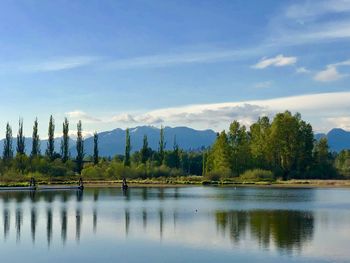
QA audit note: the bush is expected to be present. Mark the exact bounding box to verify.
[205,168,231,181]
[239,169,275,182]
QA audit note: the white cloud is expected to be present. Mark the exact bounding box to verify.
[105,49,254,69]
[66,111,101,123]
[254,81,272,89]
[314,59,350,82]
[286,0,350,20]
[327,116,350,130]
[296,67,311,74]
[314,66,344,82]
[19,56,97,72]
[252,54,297,69]
[61,92,350,133]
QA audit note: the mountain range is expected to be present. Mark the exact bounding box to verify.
[0,126,217,157]
[0,126,349,157]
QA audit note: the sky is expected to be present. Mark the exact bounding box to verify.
[0,0,350,138]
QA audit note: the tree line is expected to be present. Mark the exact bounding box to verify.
[0,111,348,181]
[204,111,337,180]
[0,116,203,179]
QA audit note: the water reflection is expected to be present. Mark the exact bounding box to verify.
[215,210,314,253]
[61,208,67,244]
[0,186,347,262]
[31,208,36,243]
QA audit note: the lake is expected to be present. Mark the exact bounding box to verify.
[0,186,350,262]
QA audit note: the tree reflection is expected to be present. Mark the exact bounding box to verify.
[31,208,37,243]
[15,208,22,243]
[3,208,9,239]
[47,208,53,246]
[215,210,314,253]
[76,208,82,242]
[61,208,67,244]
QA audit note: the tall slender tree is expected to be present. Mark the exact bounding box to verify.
[3,123,13,161]
[93,132,99,165]
[76,120,84,174]
[158,126,165,164]
[124,128,131,166]
[16,118,25,155]
[141,134,150,164]
[46,115,55,160]
[61,118,69,162]
[173,136,180,169]
[31,118,40,157]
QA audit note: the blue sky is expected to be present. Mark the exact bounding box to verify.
[1,0,350,137]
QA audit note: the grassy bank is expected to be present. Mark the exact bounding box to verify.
[1,176,350,188]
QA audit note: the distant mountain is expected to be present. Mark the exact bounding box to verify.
[0,126,217,157]
[316,128,350,152]
[2,126,349,156]
[77,126,217,157]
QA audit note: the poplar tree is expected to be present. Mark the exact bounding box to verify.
[93,132,99,165]
[173,136,180,169]
[124,128,131,166]
[141,135,150,164]
[3,123,13,161]
[76,120,84,174]
[16,118,25,155]
[46,115,55,161]
[158,126,165,164]
[61,118,69,162]
[31,118,40,157]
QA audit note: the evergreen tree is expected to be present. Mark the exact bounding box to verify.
[93,132,99,165]
[16,118,25,155]
[60,118,69,162]
[3,123,13,161]
[76,120,84,174]
[158,126,165,164]
[202,151,207,176]
[31,118,40,157]
[172,136,180,169]
[206,131,231,173]
[124,128,131,166]
[46,115,55,161]
[140,135,150,164]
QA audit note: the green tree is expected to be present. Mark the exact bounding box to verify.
[76,120,84,174]
[31,118,40,157]
[93,132,99,165]
[311,138,336,179]
[3,122,13,161]
[228,121,251,176]
[61,118,69,162]
[249,116,272,169]
[140,135,150,164]
[172,136,180,169]
[16,118,25,155]
[124,128,131,166]
[46,115,55,161]
[158,126,165,164]
[207,131,231,174]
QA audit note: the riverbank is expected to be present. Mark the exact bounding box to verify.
[1,177,350,188]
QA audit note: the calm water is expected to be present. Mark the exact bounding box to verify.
[0,186,350,262]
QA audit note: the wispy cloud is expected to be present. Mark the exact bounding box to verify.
[266,1,350,46]
[76,92,350,132]
[252,54,297,69]
[66,110,101,123]
[296,67,311,74]
[19,56,98,72]
[285,0,350,21]
[314,59,350,82]
[254,81,272,89]
[104,48,262,70]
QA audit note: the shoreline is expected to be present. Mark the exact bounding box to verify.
[1,179,350,189]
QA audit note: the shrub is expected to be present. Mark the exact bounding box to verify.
[239,169,275,182]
